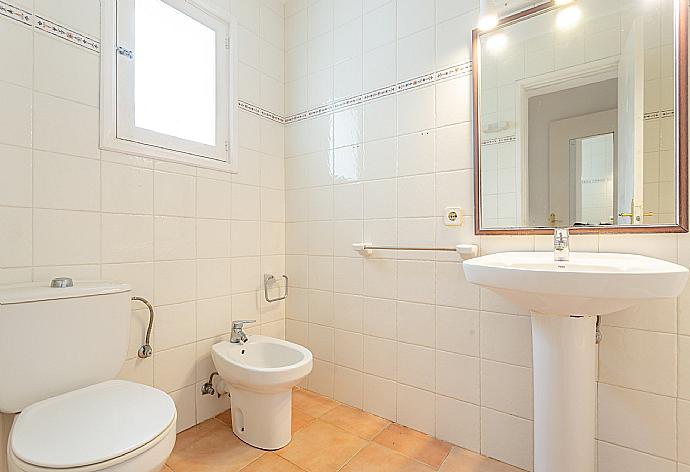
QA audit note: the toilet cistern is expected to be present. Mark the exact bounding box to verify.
[229,320,255,344]
[554,227,569,262]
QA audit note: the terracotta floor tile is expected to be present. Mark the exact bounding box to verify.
[320,405,391,440]
[239,453,305,471]
[374,424,452,470]
[173,419,224,451]
[341,443,436,472]
[216,409,232,426]
[276,420,367,472]
[292,389,340,417]
[167,421,264,472]
[292,408,316,433]
[161,466,174,472]
[439,448,524,472]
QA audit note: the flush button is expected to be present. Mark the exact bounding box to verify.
[50,277,74,288]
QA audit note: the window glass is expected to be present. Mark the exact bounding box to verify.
[134,0,216,145]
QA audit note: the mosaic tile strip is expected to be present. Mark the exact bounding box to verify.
[284,60,474,124]
[35,15,100,53]
[238,100,285,124]
[0,0,31,26]
[481,135,517,146]
[644,109,675,120]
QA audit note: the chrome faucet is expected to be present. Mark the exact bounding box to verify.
[554,228,570,262]
[230,319,256,344]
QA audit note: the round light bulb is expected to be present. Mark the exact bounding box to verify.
[478,14,499,31]
[556,6,582,30]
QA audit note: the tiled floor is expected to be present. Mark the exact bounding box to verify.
[164,389,523,472]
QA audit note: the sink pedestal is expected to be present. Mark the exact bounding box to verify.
[531,314,596,472]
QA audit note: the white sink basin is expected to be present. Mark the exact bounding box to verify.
[463,251,688,472]
[463,251,688,316]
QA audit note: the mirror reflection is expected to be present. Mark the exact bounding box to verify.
[477,0,678,229]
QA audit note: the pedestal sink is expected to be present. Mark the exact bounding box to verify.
[463,252,688,472]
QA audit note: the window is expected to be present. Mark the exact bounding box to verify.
[101,0,237,171]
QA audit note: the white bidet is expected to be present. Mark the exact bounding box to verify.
[211,335,313,450]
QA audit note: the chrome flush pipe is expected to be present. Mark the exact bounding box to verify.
[132,296,154,358]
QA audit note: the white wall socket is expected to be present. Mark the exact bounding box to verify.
[444,207,464,226]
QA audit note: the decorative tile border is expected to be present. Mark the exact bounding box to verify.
[283,60,474,124]
[0,1,100,52]
[238,100,286,124]
[481,135,517,146]
[644,109,675,120]
[35,15,100,52]
[0,0,30,25]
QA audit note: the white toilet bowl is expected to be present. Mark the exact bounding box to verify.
[211,335,313,450]
[7,380,176,472]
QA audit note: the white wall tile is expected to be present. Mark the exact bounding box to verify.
[334,366,364,408]
[154,343,196,393]
[597,441,676,472]
[33,209,100,266]
[481,408,533,471]
[481,360,533,419]
[0,20,33,88]
[436,395,480,452]
[598,327,677,396]
[397,0,434,38]
[364,335,396,379]
[364,374,396,421]
[597,383,676,460]
[0,144,32,207]
[397,342,435,390]
[33,93,99,159]
[436,351,480,404]
[0,206,32,268]
[396,383,435,435]
[102,214,154,263]
[480,312,532,367]
[0,81,32,148]
[34,34,99,106]
[363,1,396,51]
[33,152,100,211]
[397,27,435,81]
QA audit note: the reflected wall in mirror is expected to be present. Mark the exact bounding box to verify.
[473,0,688,233]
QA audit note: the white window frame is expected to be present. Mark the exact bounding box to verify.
[100,0,238,172]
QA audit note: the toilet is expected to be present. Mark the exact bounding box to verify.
[212,335,313,450]
[0,281,177,472]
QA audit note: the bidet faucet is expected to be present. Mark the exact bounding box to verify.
[230,319,255,344]
[554,227,570,262]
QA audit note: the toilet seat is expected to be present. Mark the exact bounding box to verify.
[8,380,176,471]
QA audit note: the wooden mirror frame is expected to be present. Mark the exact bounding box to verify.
[472,0,688,235]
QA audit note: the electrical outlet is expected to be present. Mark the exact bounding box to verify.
[444,207,463,226]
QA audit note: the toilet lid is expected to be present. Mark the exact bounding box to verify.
[11,380,176,468]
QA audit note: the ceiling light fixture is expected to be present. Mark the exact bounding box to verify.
[556,5,582,29]
[478,0,500,31]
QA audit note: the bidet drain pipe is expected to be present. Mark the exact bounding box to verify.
[132,296,154,358]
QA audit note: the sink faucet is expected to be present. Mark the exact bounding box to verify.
[554,228,570,262]
[230,320,256,344]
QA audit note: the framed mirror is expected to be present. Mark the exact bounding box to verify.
[472,0,688,234]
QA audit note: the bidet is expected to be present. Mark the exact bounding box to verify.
[211,335,312,450]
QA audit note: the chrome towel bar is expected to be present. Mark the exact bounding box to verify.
[264,273,288,303]
[352,243,478,258]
